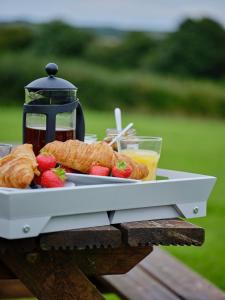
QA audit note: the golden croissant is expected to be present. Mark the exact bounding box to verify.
[0,144,39,188]
[42,140,148,179]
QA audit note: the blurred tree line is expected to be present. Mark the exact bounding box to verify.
[0,18,225,78]
[0,18,225,118]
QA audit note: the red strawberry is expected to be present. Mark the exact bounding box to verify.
[40,167,66,188]
[89,165,110,176]
[33,175,42,185]
[112,161,133,178]
[37,153,56,172]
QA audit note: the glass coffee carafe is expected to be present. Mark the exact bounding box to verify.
[23,63,85,154]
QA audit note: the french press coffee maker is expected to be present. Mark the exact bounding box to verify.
[23,63,85,154]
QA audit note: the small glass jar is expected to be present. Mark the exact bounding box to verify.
[84,134,97,144]
[104,128,136,151]
[0,144,12,157]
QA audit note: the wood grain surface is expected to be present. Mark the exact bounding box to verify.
[0,279,32,298]
[0,219,206,299]
[139,248,225,300]
[99,248,225,300]
[118,219,204,247]
[40,225,121,250]
[1,250,104,300]
[101,266,180,300]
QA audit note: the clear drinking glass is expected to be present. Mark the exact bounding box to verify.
[0,144,12,158]
[120,136,162,181]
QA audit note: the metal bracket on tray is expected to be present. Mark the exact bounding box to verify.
[108,168,215,224]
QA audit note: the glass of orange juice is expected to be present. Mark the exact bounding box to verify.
[120,136,162,180]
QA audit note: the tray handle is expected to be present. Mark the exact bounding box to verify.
[157,168,216,180]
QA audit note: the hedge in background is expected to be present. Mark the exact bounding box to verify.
[0,53,225,118]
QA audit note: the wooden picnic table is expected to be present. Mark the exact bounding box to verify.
[0,218,206,300]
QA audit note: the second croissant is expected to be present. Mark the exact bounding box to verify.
[42,140,149,180]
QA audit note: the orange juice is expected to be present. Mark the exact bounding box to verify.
[121,149,160,180]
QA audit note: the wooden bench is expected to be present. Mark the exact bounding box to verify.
[99,248,225,300]
[0,219,224,299]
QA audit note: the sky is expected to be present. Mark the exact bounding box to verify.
[1,0,225,31]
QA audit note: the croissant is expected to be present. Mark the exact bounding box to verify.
[42,140,148,179]
[0,144,39,188]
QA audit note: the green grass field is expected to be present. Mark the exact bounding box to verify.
[0,107,225,295]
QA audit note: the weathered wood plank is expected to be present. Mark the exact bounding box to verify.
[0,219,203,252]
[0,246,152,299]
[99,248,225,300]
[101,266,180,300]
[0,245,151,279]
[0,248,151,279]
[119,219,204,247]
[0,237,38,253]
[139,248,225,300]
[0,279,32,298]
[70,246,152,275]
[40,226,122,250]
[1,250,104,300]
[0,261,16,279]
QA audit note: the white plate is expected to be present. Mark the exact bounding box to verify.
[66,173,139,185]
[0,174,134,191]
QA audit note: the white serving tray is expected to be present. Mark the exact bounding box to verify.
[0,169,216,239]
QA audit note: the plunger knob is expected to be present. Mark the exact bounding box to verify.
[45,63,58,76]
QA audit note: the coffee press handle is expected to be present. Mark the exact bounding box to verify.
[76,101,85,141]
[46,112,56,143]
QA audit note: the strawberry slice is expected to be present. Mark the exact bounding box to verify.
[89,165,110,176]
[37,152,56,172]
[40,167,66,188]
[112,161,133,178]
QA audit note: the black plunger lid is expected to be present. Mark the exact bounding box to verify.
[25,63,77,90]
